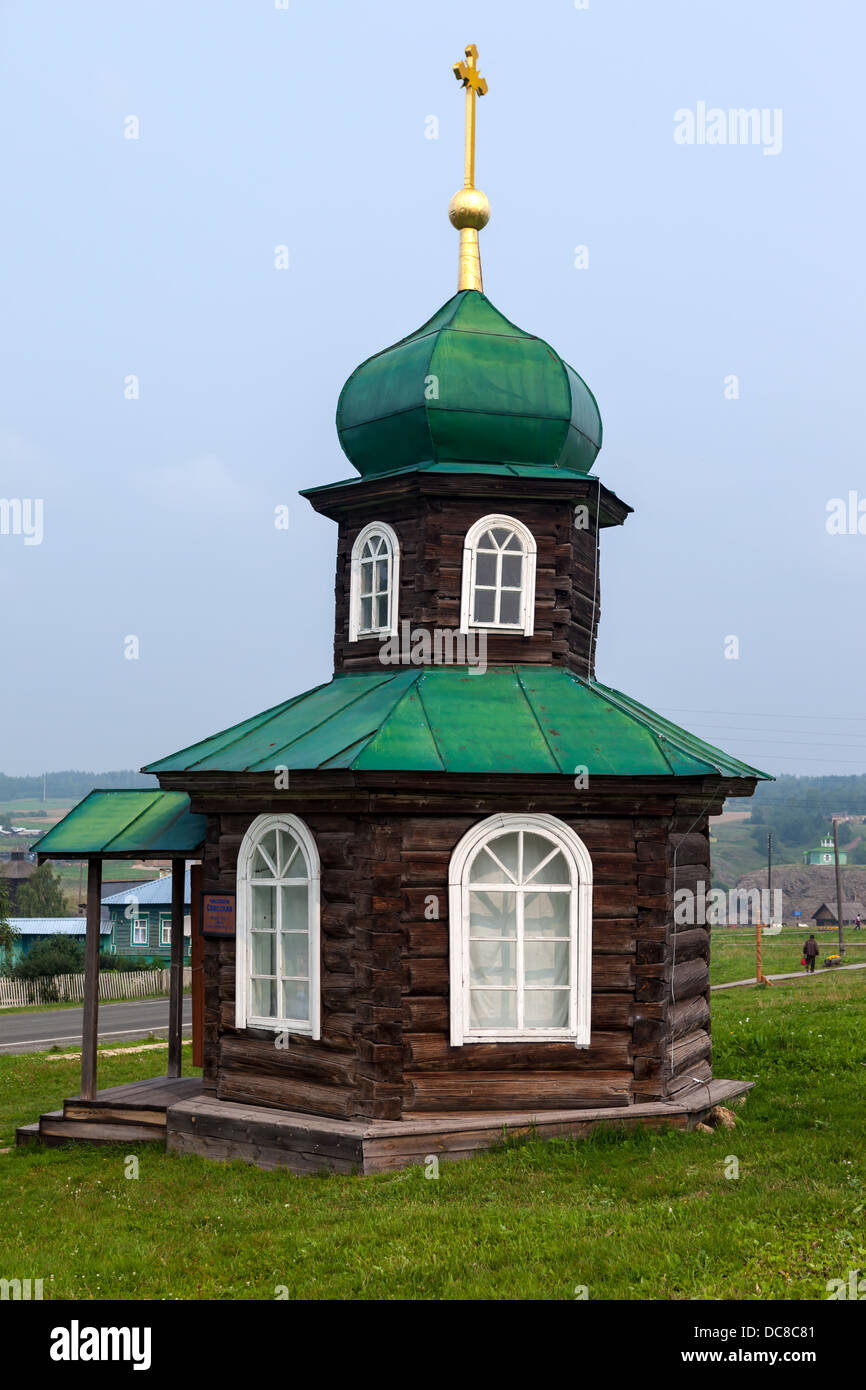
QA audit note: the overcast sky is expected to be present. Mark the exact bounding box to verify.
[1,0,864,779]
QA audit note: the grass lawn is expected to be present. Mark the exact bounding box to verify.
[709,925,866,985]
[0,969,864,1300]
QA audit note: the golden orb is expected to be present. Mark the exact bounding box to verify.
[448,187,490,230]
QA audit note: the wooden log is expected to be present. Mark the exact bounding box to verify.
[670,995,711,1040]
[220,1035,356,1086]
[671,957,710,1001]
[403,1031,631,1071]
[670,1028,712,1076]
[671,927,710,964]
[217,1070,356,1120]
[403,958,449,995]
[402,996,449,1032]
[590,955,634,990]
[404,1070,632,1113]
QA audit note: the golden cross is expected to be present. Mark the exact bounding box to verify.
[453,43,488,98]
[453,43,487,188]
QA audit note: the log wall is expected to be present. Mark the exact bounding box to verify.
[329,491,602,677]
[200,800,716,1120]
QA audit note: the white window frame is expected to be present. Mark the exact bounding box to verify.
[235,813,321,1039]
[132,917,148,946]
[159,913,172,946]
[348,521,400,642]
[448,813,592,1048]
[459,514,537,636]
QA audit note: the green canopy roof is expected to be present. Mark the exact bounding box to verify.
[336,290,602,480]
[143,668,770,781]
[31,790,206,860]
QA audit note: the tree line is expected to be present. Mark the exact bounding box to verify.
[0,769,158,801]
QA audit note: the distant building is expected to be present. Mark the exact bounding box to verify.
[803,835,847,866]
[810,900,864,927]
[0,851,38,909]
[102,871,192,964]
[4,917,110,966]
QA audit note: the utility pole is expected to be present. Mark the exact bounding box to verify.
[832,817,846,957]
[768,831,772,921]
[755,829,773,986]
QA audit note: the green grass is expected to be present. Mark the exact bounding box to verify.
[709,925,866,985]
[1,971,864,1300]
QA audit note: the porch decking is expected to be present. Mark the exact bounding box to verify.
[16,1075,203,1148]
[17,1074,753,1170]
[166,1078,753,1174]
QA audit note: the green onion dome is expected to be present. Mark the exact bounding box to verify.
[336,289,602,479]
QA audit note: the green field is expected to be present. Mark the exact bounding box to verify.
[1,971,864,1300]
[709,925,866,985]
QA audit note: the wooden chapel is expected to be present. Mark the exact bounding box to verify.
[26,44,767,1171]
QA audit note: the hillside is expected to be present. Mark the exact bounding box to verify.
[735,863,866,922]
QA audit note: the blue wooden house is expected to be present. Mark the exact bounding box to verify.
[102,871,192,964]
[4,917,110,967]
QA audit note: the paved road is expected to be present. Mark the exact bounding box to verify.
[0,996,193,1054]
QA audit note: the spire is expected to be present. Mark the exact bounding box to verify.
[449,43,490,293]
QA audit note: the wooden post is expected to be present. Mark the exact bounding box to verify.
[167,861,185,1078]
[81,857,102,1101]
[190,863,204,1069]
[832,818,846,957]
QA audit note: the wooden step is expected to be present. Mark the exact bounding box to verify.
[15,1118,47,1146]
[39,1116,165,1145]
[63,1102,167,1127]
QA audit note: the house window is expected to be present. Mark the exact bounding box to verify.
[448,813,592,1046]
[160,914,172,946]
[235,814,321,1038]
[349,521,400,641]
[460,514,537,636]
[132,918,148,946]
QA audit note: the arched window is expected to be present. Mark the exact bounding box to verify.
[349,521,400,641]
[235,814,320,1038]
[448,814,592,1046]
[460,514,537,636]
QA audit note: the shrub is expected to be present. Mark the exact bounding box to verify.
[12,934,85,979]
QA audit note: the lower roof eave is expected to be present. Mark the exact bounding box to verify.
[153,768,758,807]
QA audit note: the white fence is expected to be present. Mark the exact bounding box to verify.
[0,967,192,1009]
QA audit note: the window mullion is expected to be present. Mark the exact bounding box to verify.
[516,887,525,1033]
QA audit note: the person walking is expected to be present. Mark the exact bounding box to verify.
[855,914,862,932]
[803,933,820,973]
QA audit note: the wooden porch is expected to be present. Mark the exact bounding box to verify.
[17,1074,752,1169]
[16,1075,204,1148]
[165,1077,753,1175]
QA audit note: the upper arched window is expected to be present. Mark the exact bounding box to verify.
[349,521,400,642]
[448,814,592,1046]
[460,514,537,636]
[235,814,320,1038]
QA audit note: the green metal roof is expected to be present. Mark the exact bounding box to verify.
[31,791,206,860]
[143,668,770,781]
[336,291,602,480]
